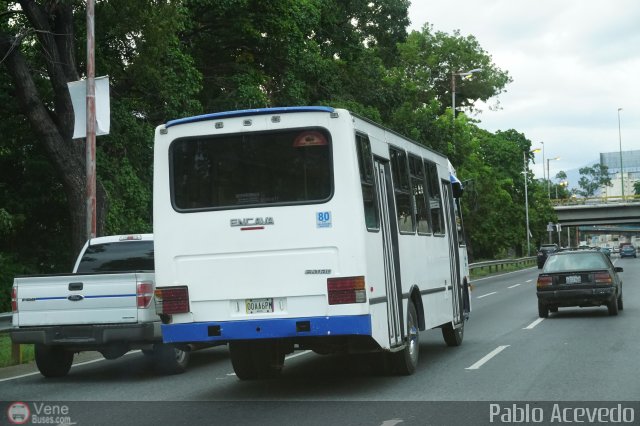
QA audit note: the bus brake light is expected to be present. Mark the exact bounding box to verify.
[155,286,190,314]
[327,276,366,305]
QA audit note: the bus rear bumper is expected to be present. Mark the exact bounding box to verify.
[161,315,372,343]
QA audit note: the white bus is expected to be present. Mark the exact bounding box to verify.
[153,106,471,379]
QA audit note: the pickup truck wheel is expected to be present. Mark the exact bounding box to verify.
[152,344,189,375]
[35,344,73,378]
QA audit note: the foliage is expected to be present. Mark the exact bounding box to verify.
[0,0,560,310]
[577,164,612,197]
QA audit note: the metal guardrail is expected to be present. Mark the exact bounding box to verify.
[0,312,11,332]
[469,256,537,274]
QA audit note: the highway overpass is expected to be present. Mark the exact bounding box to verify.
[554,200,640,226]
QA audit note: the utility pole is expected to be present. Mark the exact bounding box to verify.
[86,0,97,238]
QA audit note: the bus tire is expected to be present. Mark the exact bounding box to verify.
[35,344,73,378]
[230,340,284,380]
[391,300,419,375]
[442,321,464,347]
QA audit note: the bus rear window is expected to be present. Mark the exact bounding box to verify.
[170,129,332,210]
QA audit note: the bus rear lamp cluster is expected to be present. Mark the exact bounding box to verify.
[155,286,190,315]
[327,276,366,305]
[136,281,154,309]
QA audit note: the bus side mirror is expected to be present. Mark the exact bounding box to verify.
[452,181,463,198]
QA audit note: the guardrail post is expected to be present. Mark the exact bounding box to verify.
[11,342,21,364]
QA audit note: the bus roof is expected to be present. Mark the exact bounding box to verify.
[165,106,335,128]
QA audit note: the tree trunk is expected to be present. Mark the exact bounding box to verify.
[0,2,108,258]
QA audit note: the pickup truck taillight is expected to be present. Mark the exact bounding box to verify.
[137,281,154,308]
[11,286,17,312]
[155,286,190,315]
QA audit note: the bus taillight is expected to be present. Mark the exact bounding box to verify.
[155,286,190,314]
[327,276,366,305]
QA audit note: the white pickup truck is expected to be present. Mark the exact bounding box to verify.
[10,234,190,377]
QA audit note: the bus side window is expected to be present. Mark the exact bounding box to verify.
[390,147,415,234]
[356,134,379,231]
[424,160,444,235]
[409,155,431,235]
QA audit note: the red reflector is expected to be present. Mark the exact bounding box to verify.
[11,286,17,313]
[155,286,190,314]
[594,272,612,284]
[327,276,366,305]
[536,276,552,288]
[137,281,154,308]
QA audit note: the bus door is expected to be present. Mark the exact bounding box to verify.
[374,159,403,346]
[442,181,463,326]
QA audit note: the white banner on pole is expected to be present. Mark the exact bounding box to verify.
[67,75,110,139]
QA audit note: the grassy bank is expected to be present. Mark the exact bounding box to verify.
[0,334,34,367]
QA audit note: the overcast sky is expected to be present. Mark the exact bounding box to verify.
[408,0,640,182]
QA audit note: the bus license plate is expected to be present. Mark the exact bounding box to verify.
[566,275,581,284]
[245,298,274,314]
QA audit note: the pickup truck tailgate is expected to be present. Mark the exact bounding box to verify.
[14,273,148,326]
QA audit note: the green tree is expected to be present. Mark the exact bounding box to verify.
[577,164,612,197]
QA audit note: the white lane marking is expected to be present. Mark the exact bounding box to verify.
[524,318,545,329]
[285,350,312,360]
[380,420,404,426]
[466,345,510,370]
[477,292,497,299]
[507,283,521,289]
[526,279,533,283]
[0,349,143,382]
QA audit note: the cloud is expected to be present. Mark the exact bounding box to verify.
[409,0,640,179]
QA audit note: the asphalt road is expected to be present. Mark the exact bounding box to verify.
[2,256,640,425]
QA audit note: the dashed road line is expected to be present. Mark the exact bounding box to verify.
[466,345,510,370]
[507,283,521,289]
[477,292,497,299]
[524,318,545,329]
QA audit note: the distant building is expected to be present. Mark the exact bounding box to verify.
[598,150,640,197]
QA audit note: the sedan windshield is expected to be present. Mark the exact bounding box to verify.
[543,252,609,273]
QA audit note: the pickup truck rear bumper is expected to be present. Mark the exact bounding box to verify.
[10,322,162,346]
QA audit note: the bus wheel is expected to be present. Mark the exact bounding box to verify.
[442,321,464,347]
[230,340,284,380]
[392,300,419,375]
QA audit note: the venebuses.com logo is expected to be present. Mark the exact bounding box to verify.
[6,401,75,425]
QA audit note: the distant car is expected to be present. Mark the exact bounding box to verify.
[537,243,559,268]
[536,249,623,318]
[620,245,637,258]
[599,247,611,258]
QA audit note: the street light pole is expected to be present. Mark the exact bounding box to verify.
[547,157,560,199]
[618,108,624,200]
[524,148,541,256]
[451,68,482,124]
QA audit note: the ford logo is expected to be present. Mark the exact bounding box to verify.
[68,295,84,302]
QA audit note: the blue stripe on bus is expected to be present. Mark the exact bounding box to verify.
[165,106,335,128]
[32,294,135,301]
[160,315,372,343]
